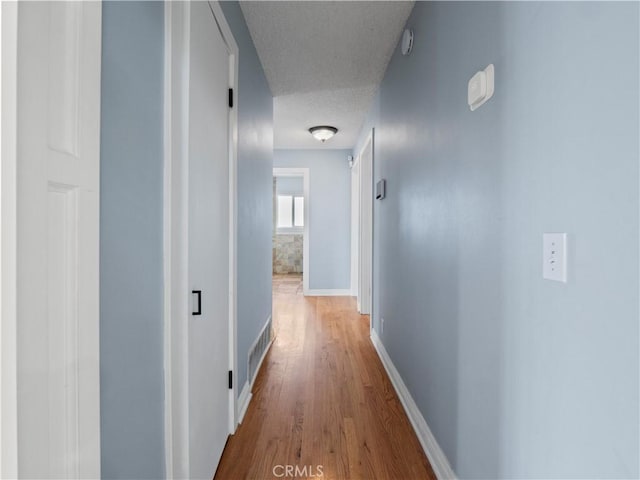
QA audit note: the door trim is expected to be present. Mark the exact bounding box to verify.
[163,2,239,477]
[350,155,360,298]
[358,129,374,324]
[0,2,19,476]
[273,168,310,294]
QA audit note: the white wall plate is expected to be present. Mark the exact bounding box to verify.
[468,63,494,111]
[543,233,567,283]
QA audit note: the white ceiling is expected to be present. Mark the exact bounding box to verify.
[240,1,415,149]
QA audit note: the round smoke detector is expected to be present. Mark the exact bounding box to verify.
[401,28,414,56]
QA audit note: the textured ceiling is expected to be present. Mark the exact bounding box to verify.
[240,1,415,149]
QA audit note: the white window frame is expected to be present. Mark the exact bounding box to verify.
[276,194,304,235]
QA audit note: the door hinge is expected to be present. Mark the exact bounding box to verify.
[228,370,233,389]
[228,88,233,108]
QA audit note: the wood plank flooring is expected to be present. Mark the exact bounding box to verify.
[214,274,435,480]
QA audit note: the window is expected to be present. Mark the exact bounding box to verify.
[277,195,304,233]
[294,197,304,227]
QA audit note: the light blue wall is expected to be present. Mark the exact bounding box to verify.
[220,2,274,390]
[274,150,352,291]
[100,1,273,475]
[359,2,639,478]
[100,2,165,479]
[276,176,304,196]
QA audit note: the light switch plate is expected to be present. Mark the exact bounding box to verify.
[468,64,494,111]
[543,233,567,282]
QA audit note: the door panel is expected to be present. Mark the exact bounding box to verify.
[188,2,231,478]
[16,2,101,478]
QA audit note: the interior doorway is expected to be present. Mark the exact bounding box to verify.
[163,2,239,478]
[186,2,233,477]
[272,168,309,295]
[352,130,373,320]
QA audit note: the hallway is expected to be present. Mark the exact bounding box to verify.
[215,275,435,479]
[4,2,638,478]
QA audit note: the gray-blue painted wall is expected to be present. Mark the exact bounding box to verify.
[274,150,352,291]
[100,1,273,475]
[220,1,274,390]
[357,2,639,478]
[276,176,304,196]
[100,2,165,478]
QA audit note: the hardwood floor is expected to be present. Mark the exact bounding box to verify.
[215,274,435,479]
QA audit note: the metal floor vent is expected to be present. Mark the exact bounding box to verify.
[248,316,273,386]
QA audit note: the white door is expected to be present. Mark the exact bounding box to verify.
[15,2,101,478]
[188,2,231,478]
[359,133,373,316]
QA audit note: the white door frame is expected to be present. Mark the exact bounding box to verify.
[0,2,19,477]
[350,156,360,299]
[358,130,374,320]
[163,2,239,477]
[273,168,310,293]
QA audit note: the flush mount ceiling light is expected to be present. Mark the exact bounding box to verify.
[309,126,338,143]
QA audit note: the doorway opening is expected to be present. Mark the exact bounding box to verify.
[351,130,374,327]
[163,2,239,478]
[272,168,309,302]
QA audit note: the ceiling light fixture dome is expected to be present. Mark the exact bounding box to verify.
[309,125,338,143]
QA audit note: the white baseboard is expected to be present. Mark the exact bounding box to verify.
[237,381,252,424]
[304,288,352,296]
[370,330,457,480]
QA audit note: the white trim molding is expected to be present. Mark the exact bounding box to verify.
[162,2,175,477]
[358,129,374,319]
[0,2,19,476]
[236,381,251,425]
[304,289,352,297]
[206,0,240,436]
[163,4,190,477]
[370,330,457,480]
[349,154,360,298]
